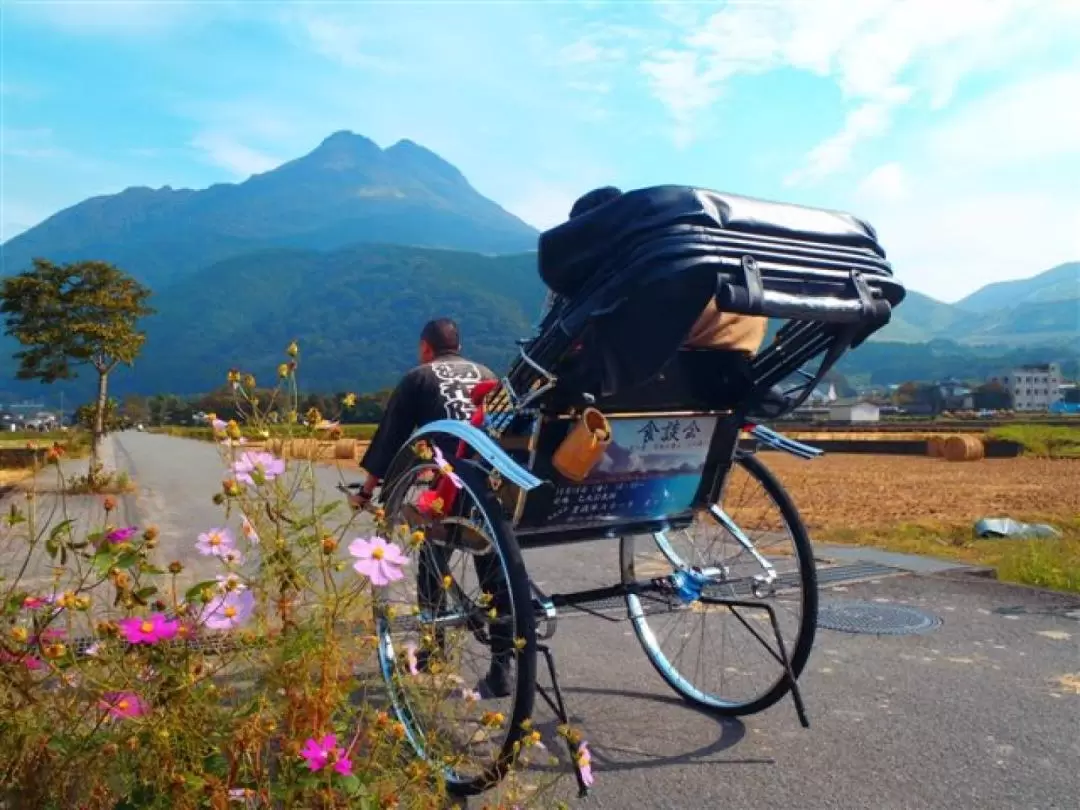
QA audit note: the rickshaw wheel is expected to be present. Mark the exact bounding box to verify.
[376,458,538,796]
[620,451,818,715]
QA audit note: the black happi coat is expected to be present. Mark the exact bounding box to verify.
[359,352,497,480]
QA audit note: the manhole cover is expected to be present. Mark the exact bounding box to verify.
[818,600,942,636]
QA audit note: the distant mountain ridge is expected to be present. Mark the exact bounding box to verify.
[0,131,539,287]
[873,262,1079,347]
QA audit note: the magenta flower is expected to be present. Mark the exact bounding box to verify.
[118,613,179,645]
[106,526,139,544]
[232,451,285,486]
[0,649,44,671]
[299,734,353,775]
[21,595,48,610]
[576,741,594,786]
[100,691,148,719]
[195,527,236,558]
[348,536,408,587]
[202,589,255,631]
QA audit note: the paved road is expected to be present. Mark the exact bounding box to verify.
[24,433,1080,809]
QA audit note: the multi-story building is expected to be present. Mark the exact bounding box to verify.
[988,363,1064,411]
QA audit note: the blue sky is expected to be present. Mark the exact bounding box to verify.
[2,0,1079,302]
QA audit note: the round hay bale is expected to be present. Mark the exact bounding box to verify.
[266,438,285,456]
[333,439,357,460]
[943,434,985,462]
[927,436,946,457]
[284,438,319,460]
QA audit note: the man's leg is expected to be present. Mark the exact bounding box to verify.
[415,541,450,671]
[473,550,514,698]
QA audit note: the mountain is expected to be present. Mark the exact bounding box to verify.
[955,262,1080,313]
[0,131,539,288]
[134,243,547,395]
[871,263,1078,348]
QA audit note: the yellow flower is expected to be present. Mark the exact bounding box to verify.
[305,407,322,425]
[10,626,28,644]
[286,341,299,358]
[441,574,453,590]
[342,392,357,408]
[242,374,256,389]
[277,363,290,379]
[226,420,242,440]
[227,369,240,384]
[513,636,526,651]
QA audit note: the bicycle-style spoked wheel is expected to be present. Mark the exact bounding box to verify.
[620,451,817,715]
[375,458,537,796]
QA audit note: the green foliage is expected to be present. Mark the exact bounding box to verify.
[986,424,1080,458]
[75,398,123,433]
[0,258,155,382]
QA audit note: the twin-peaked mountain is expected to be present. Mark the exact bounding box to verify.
[0,131,1076,397]
[1,131,539,289]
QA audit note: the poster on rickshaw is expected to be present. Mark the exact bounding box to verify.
[546,416,719,524]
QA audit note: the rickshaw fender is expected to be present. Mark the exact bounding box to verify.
[383,419,545,493]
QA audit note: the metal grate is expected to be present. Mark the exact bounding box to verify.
[817,600,942,636]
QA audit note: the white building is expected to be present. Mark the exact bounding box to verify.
[828,399,881,423]
[989,363,1064,411]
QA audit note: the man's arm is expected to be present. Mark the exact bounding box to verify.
[357,371,421,485]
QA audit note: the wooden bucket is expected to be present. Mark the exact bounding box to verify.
[942,434,985,462]
[333,439,357,460]
[552,407,612,482]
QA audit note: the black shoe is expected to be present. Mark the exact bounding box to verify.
[479,659,512,699]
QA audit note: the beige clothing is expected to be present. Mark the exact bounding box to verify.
[684,300,768,355]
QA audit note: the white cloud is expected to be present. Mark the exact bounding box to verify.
[290,12,401,72]
[926,69,1080,168]
[189,132,281,178]
[852,69,1080,301]
[642,0,1080,176]
[786,87,912,185]
[856,163,909,205]
[557,37,624,66]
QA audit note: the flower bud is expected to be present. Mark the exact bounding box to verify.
[103,496,117,512]
[286,341,299,358]
[277,363,290,379]
[168,561,183,574]
[321,536,337,554]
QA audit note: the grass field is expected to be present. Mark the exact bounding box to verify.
[153,424,378,441]
[765,452,1080,592]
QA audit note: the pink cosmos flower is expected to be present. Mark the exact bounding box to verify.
[0,649,44,671]
[221,547,245,566]
[21,596,48,610]
[195,527,236,558]
[240,515,259,544]
[299,734,353,775]
[232,451,285,486]
[202,589,255,631]
[431,446,464,489]
[404,642,419,676]
[212,418,228,433]
[100,691,148,719]
[118,613,179,645]
[576,741,594,787]
[106,526,139,544]
[348,536,407,587]
[216,573,246,592]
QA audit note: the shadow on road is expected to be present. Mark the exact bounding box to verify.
[528,684,773,776]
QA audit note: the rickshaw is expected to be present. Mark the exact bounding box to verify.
[362,186,905,798]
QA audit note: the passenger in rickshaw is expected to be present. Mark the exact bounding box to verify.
[350,318,515,698]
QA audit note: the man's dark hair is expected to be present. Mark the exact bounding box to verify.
[569,186,623,219]
[420,318,461,355]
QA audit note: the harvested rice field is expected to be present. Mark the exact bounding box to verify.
[761,452,1080,532]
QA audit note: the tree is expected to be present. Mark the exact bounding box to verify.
[1,259,154,470]
[76,398,123,433]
